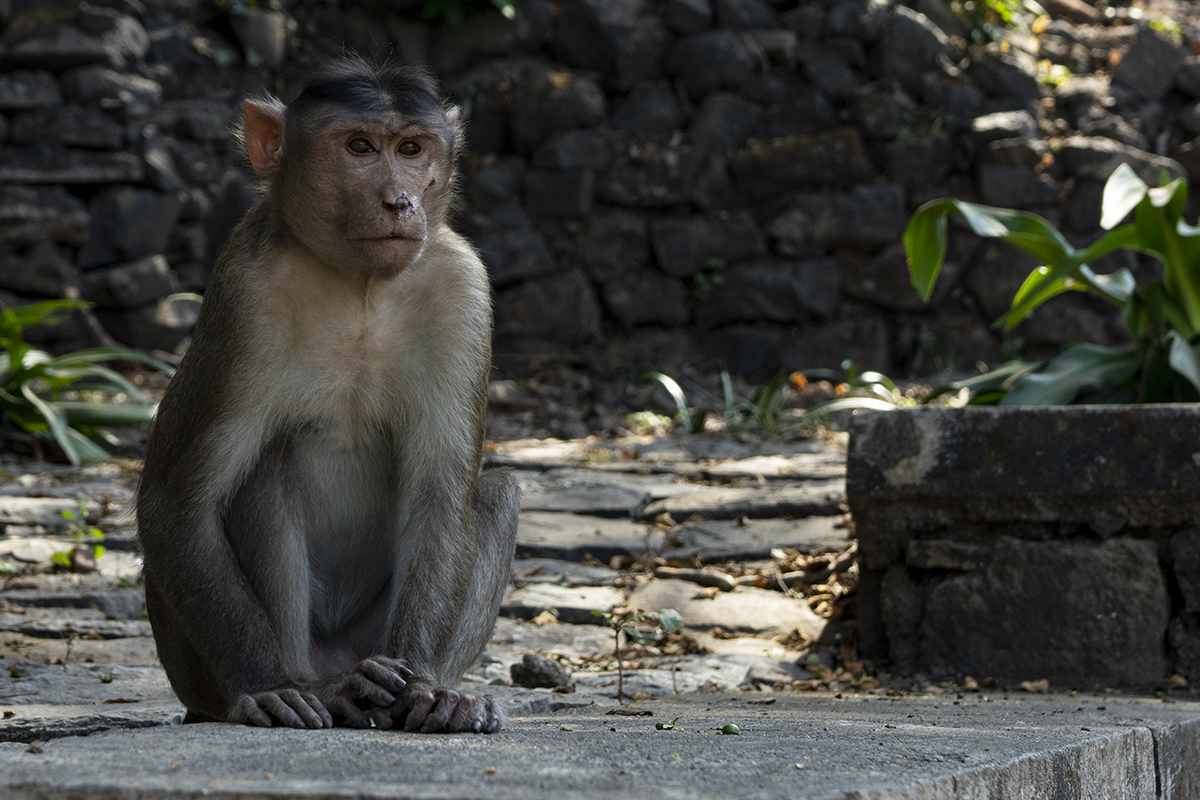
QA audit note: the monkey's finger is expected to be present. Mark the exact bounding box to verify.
[402,689,437,732]
[326,696,372,729]
[300,692,333,728]
[258,693,308,729]
[366,655,414,680]
[419,689,460,733]
[447,694,481,733]
[482,697,501,734]
[232,695,273,728]
[367,705,393,730]
[358,659,407,693]
[279,688,327,729]
[344,672,396,707]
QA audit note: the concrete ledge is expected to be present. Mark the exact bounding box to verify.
[1,693,1197,799]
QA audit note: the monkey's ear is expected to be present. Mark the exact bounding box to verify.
[445,105,462,128]
[243,99,286,178]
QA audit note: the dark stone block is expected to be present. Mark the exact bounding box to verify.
[428,10,514,74]
[0,146,143,184]
[467,157,526,211]
[886,135,953,190]
[781,316,890,373]
[1076,107,1148,150]
[0,241,75,296]
[966,243,1039,321]
[601,270,690,328]
[695,257,839,326]
[598,145,705,207]
[921,537,1168,686]
[765,195,828,259]
[907,313,1003,377]
[577,209,649,280]
[800,47,863,98]
[60,65,161,116]
[1177,56,1200,98]
[611,82,682,138]
[665,0,712,35]
[1112,25,1186,101]
[812,184,906,252]
[147,99,232,143]
[0,70,61,111]
[747,29,798,69]
[79,187,182,268]
[10,107,124,150]
[689,92,762,151]
[0,185,89,246]
[1062,136,1182,188]
[80,254,180,309]
[703,324,786,377]
[651,211,764,277]
[840,244,931,313]
[848,406,1200,569]
[668,30,760,99]
[550,0,643,73]
[1171,529,1200,615]
[968,46,1042,101]
[475,206,557,288]
[730,128,874,200]
[509,70,607,151]
[166,137,223,186]
[969,110,1038,148]
[977,138,1059,209]
[905,539,992,571]
[532,128,620,170]
[5,10,148,71]
[523,169,595,217]
[614,16,673,92]
[689,155,737,211]
[875,6,953,97]
[712,0,776,30]
[879,564,922,673]
[494,270,602,344]
[97,294,198,353]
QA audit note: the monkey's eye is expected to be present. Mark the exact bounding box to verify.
[398,140,422,157]
[347,138,375,155]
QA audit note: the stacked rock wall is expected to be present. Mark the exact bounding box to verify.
[1,0,1198,378]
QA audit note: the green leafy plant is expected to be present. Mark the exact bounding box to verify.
[644,372,706,433]
[421,0,514,24]
[592,607,683,704]
[905,163,1200,405]
[0,300,173,464]
[51,500,105,570]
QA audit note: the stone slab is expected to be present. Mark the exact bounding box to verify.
[516,511,660,561]
[661,516,850,562]
[500,584,625,624]
[0,693,1197,799]
[848,406,1200,568]
[641,480,846,521]
[628,579,832,642]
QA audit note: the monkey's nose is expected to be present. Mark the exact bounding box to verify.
[385,192,415,220]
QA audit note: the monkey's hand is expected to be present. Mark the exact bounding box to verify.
[313,656,413,729]
[229,689,332,729]
[383,677,503,734]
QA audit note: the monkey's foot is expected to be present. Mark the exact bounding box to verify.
[230,689,332,729]
[316,656,413,729]
[385,678,502,734]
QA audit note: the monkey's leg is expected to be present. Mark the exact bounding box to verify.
[385,469,519,734]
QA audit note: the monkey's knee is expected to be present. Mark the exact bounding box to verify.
[475,469,519,545]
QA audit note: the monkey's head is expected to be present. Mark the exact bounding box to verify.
[241,57,463,276]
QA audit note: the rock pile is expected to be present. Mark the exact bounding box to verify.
[2,0,1199,377]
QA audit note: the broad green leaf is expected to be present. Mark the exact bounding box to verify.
[903,200,949,301]
[1000,343,1140,405]
[21,382,79,465]
[53,401,157,427]
[1100,163,1148,230]
[1002,268,1081,329]
[1078,265,1135,306]
[922,360,1042,403]
[1167,331,1200,395]
[852,371,896,392]
[806,397,900,417]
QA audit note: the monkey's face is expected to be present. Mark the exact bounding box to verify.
[279,113,454,277]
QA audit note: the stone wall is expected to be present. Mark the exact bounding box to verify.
[848,405,1200,688]
[2,0,1198,377]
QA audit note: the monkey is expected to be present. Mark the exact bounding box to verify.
[136,57,519,734]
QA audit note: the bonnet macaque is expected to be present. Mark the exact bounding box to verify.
[137,57,518,734]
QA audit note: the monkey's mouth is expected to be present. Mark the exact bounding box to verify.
[352,234,422,242]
